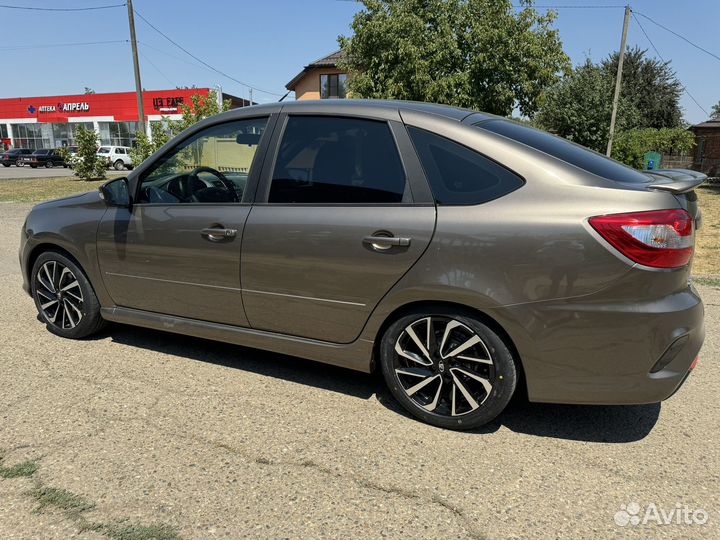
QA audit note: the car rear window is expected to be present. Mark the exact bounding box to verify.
[407,126,524,205]
[475,119,650,184]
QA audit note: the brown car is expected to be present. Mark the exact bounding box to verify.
[19,100,705,430]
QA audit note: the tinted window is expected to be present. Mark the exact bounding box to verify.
[408,127,524,205]
[476,119,650,184]
[269,116,407,204]
[138,117,268,204]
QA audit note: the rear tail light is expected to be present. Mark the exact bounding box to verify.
[589,209,694,268]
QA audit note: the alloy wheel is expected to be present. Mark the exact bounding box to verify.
[34,260,84,329]
[393,316,495,417]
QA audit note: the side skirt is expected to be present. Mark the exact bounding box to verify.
[100,307,374,373]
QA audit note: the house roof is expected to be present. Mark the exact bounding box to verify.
[692,119,720,129]
[286,50,345,91]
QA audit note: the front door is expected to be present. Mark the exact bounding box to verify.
[241,114,436,343]
[97,116,271,326]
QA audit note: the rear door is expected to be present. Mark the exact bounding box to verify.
[241,113,436,343]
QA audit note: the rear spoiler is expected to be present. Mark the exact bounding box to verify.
[644,168,707,194]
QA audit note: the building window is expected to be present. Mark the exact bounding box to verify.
[10,123,51,149]
[98,121,139,147]
[320,74,347,99]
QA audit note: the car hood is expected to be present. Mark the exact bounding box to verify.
[33,190,102,210]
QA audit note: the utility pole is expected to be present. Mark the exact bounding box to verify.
[606,4,631,157]
[127,0,145,136]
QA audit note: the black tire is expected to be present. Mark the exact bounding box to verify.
[31,250,105,339]
[45,160,53,168]
[380,308,517,430]
[2,163,9,167]
[113,160,124,171]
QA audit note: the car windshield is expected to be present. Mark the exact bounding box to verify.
[32,150,48,155]
[98,147,110,154]
[474,119,651,184]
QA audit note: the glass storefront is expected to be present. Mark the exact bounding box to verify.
[10,123,52,150]
[98,121,138,147]
[52,122,93,147]
[3,121,139,149]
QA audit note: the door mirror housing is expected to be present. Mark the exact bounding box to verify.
[99,177,131,207]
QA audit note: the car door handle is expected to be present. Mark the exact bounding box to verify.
[201,227,237,241]
[363,235,411,250]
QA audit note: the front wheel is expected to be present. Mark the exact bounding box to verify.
[113,160,124,171]
[31,251,105,339]
[45,161,53,168]
[380,309,517,430]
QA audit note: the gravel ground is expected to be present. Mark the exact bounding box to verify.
[1,201,718,540]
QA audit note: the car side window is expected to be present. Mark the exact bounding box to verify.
[269,116,408,204]
[408,126,524,205]
[138,117,268,204]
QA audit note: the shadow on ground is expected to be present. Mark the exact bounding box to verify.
[105,323,660,444]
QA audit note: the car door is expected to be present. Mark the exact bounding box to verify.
[96,115,274,326]
[241,113,436,343]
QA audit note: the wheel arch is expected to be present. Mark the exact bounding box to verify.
[371,299,527,397]
[26,243,84,285]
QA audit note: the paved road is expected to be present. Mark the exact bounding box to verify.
[0,165,127,180]
[1,201,718,539]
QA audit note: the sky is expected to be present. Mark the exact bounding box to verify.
[0,0,718,125]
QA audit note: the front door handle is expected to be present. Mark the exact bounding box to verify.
[363,235,411,250]
[201,227,237,241]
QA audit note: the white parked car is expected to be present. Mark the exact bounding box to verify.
[97,146,133,171]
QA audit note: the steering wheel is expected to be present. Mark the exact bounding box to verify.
[187,166,239,202]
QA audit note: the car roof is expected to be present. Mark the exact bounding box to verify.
[215,99,497,124]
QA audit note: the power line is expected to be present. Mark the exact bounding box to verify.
[132,8,283,96]
[0,2,124,11]
[512,4,626,8]
[138,48,175,88]
[0,39,128,51]
[634,10,720,65]
[631,12,709,117]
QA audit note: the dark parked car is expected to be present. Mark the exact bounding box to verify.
[19,100,705,430]
[1,148,32,166]
[20,148,65,168]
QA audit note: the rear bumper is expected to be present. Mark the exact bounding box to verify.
[497,284,705,405]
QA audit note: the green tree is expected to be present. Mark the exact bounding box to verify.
[611,127,694,169]
[535,59,639,152]
[130,90,231,167]
[711,101,720,119]
[600,47,682,129]
[338,0,570,117]
[73,127,106,181]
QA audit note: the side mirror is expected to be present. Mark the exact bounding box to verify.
[99,177,131,207]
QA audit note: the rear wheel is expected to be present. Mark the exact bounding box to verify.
[31,251,105,339]
[380,309,517,430]
[2,163,9,167]
[113,159,124,171]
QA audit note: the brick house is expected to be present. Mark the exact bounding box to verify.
[285,50,348,100]
[690,119,720,178]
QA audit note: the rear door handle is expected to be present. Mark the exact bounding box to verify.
[363,235,411,250]
[201,227,237,241]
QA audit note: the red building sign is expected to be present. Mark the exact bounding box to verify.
[0,88,211,123]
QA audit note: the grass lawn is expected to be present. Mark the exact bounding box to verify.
[694,185,720,275]
[0,176,106,203]
[0,175,718,276]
